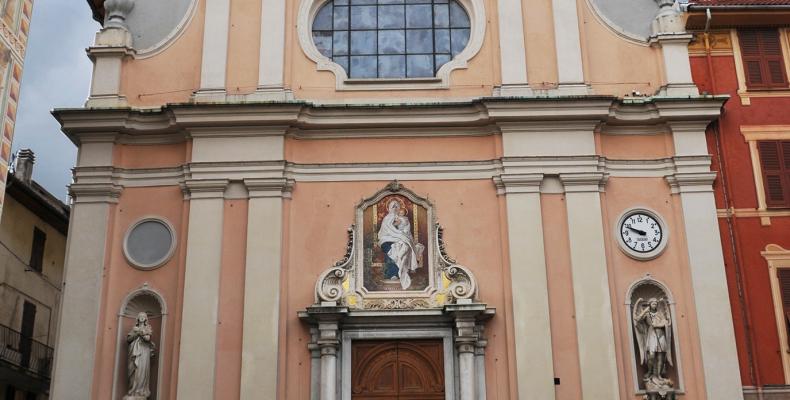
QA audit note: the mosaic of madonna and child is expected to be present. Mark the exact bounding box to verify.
[362,194,429,292]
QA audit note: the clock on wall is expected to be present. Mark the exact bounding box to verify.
[616,208,668,260]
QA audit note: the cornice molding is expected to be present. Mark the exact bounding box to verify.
[53,97,726,146]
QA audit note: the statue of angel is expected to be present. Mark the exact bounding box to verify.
[633,297,674,393]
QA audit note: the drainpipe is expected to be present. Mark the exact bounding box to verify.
[704,8,763,396]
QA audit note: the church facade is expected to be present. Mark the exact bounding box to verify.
[50,0,743,399]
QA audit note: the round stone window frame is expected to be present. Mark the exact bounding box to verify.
[297,0,486,91]
[614,207,669,261]
[123,217,178,270]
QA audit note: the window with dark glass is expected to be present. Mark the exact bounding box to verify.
[29,227,45,273]
[738,29,788,89]
[312,0,471,79]
[758,140,790,208]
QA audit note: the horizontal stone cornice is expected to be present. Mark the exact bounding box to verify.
[54,97,729,145]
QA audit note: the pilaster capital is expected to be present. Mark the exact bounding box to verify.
[69,182,123,204]
[493,174,543,195]
[665,172,717,194]
[244,178,294,199]
[559,172,608,193]
[181,179,230,200]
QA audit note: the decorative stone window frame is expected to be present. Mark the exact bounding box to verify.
[624,275,686,395]
[111,284,167,400]
[134,0,199,58]
[123,216,177,270]
[296,0,486,91]
[740,125,790,226]
[731,29,790,106]
[763,244,790,384]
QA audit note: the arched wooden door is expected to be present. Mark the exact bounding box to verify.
[351,340,445,400]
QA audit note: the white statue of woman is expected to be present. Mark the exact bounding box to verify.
[377,200,425,290]
[125,312,155,400]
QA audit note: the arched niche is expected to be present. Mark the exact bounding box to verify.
[625,276,684,397]
[112,285,167,400]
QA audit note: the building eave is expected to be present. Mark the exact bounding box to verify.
[6,173,70,235]
[686,6,790,29]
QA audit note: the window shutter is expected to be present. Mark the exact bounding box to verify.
[777,269,790,324]
[739,29,788,88]
[759,140,790,208]
[29,227,45,273]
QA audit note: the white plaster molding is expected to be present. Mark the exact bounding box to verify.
[197,0,231,91]
[258,0,287,90]
[551,0,586,87]
[495,0,530,94]
[134,0,199,59]
[296,0,486,91]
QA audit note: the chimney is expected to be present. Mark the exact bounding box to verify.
[14,149,34,183]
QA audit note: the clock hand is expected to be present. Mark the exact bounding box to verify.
[627,226,647,236]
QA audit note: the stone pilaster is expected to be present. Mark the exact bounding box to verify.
[239,178,293,400]
[665,120,744,400]
[560,172,620,400]
[493,173,556,400]
[175,179,229,400]
[50,140,119,399]
[494,0,532,96]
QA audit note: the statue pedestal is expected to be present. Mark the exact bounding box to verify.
[123,396,148,400]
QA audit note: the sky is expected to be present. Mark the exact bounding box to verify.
[10,0,99,201]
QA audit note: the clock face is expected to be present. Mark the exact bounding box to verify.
[620,212,663,254]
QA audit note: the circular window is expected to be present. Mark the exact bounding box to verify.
[124,218,176,270]
[311,0,471,79]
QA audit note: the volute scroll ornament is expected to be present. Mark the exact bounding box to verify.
[315,227,355,304]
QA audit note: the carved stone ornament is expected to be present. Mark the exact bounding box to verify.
[104,0,135,30]
[314,181,479,310]
[628,277,680,400]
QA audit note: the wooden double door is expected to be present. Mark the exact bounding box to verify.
[351,340,445,400]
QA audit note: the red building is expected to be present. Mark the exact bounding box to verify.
[687,2,790,398]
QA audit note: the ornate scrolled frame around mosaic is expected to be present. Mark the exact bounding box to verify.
[296,0,487,91]
[314,181,478,310]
